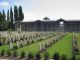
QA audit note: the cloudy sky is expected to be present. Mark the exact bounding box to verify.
[0,0,80,21]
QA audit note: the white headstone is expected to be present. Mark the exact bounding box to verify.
[9,41,13,50]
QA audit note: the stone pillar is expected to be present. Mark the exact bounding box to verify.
[75,24,76,32]
[41,23,43,31]
[79,24,80,32]
[34,24,35,31]
[70,24,71,32]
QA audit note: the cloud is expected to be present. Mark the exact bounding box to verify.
[0,1,9,7]
[23,12,40,21]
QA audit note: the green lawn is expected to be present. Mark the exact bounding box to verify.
[0,43,16,51]
[45,33,72,58]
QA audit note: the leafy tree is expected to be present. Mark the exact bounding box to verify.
[43,17,50,20]
[14,6,18,22]
[0,11,7,30]
[10,7,14,29]
[2,10,6,21]
[0,12,3,23]
[7,10,9,22]
[18,5,24,21]
[7,10,10,29]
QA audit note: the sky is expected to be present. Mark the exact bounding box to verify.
[0,0,80,21]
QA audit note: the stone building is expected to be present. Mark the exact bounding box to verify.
[15,18,80,32]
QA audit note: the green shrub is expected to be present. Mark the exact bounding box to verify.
[20,44,23,47]
[0,49,5,56]
[13,50,17,57]
[71,54,76,60]
[44,52,49,60]
[53,52,60,60]
[28,52,34,59]
[35,52,41,60]
[13,46,18,50]
[31,40,34,44]
[27,41,30,45]
[7,50,11,56]
[21,51,25,58]
[61,55,67,60]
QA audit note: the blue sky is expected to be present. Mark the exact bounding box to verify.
[0,0,80,21]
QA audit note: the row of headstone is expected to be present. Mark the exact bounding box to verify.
[8,32,55,50]
[38,33,66,52]
[72,33,79,54]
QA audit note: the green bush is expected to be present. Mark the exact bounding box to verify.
[20,44,23,47]
[13,50,17,57]
[35,52,41,60]
[0,49,5,56]
[53,52,60,60]
[27,41,30,45]
[71,54,76,60]
[28,52,34,59]
[31,40,34,44]
[61,55,67,60]
[7,50,11,56]
[21,51,25,58]
[44,52,49,60]
[13,46,18,50]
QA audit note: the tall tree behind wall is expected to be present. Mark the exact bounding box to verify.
[18,5,24,21]
[10,7,14,29]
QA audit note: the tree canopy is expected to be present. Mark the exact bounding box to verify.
[43,17,50,20]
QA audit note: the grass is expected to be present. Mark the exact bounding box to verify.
[44,33,73,59]
[0,43,16,51]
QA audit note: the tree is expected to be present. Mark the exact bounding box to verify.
[10,7,14,29]
[7,10,9,22]
[7,10,10,29]
[2,10,6,21]
[18,5,24,21]
[43,17,50,20]
[14,6,18,22]
[0,12,3,23]
[0,11,7,30]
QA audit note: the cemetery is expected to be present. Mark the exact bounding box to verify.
[0,31,79,60]
[0,1,80,60]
